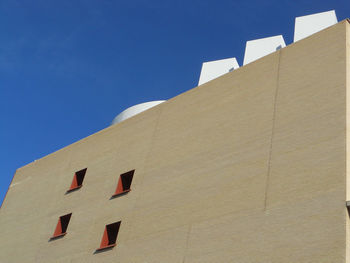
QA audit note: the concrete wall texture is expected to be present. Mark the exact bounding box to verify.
[1,20,350,263]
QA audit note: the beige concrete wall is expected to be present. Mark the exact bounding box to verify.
[346,18,350,263]
[0,20,349,263]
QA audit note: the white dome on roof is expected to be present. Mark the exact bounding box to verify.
[111,100,165,125]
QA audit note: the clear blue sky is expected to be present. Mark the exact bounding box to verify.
[1,0,349,205]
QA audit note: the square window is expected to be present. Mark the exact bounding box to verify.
[112,170,134,197]
[96,221,121,251]
[51,213,72,239]
[67,168,87,192]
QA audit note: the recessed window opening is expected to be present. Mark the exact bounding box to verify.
[68,168,87,192]
[97,221,121,250]
[51,213,72,239]
[112,170,134,197]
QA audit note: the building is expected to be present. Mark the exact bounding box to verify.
[1,11,350,263]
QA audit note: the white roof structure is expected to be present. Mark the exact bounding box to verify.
[113,11,339,126]
[243,35,286,65]
[111,100,165,125]
[198,57,239,86]
[294,10,338,42]
[195,11,339,85]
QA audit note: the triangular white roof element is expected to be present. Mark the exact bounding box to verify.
[294,10,338,42]
[198,57,239,86]
[243,35,286,66]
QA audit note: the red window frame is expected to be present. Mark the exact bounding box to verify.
[67,168,87,192]
[112,170,134,197]
[51,213,72,239]
[96,221,121,251]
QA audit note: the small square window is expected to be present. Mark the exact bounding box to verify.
[67,168,87,192]
[96,221,121,251]
[112,170,134,198]
[51,213,72,239]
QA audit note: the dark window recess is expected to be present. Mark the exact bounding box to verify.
[112,170,134,197]
[51,213,72,239]
[347,201,350,216]
[97,221,121,250]
[68,168,87,192]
